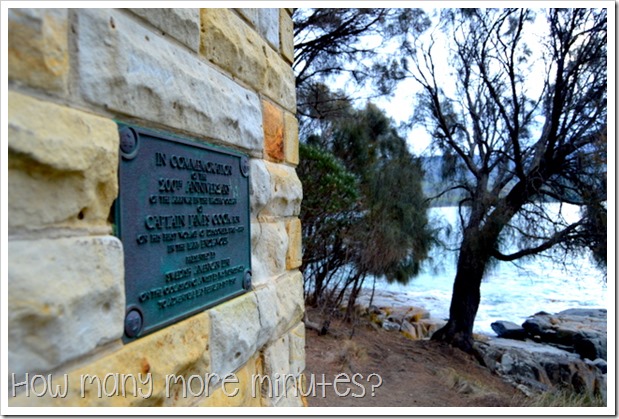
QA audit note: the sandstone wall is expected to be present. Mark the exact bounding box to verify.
[8,8,304,408]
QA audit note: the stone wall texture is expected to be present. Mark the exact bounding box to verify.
[7,8,304,408]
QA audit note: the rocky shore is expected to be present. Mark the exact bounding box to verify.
[353,291,607,404]
[478,308,607,402]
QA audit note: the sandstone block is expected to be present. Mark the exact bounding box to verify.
[284,111,299,165]
[76,9,262,154]
[263,100,284,162]
[251,221,288,285]
[209,292,262,378]
[254,271,304,343]
[130,8,200,52]
[280,10,294,63]
[8,236,124,379]
[9,310,211,407]
[264,162,303,217]
[250,161,302,218]
[201,9,295,112]
[264,46,296,113]
[8,8,69,93]
[262,334,290,378]
[285,218,302,270]
[196,355,262,407]
[8,92,119,231]
[236,8,280,50]
[260,335,291,402]
[288,321,306,377]
[249,159,271,215]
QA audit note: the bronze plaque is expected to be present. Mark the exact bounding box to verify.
[115,124,251,341]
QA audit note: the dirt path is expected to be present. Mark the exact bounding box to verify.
[303,311,523,408]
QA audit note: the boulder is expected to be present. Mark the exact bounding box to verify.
[522,308,606,360]
[400,320,418,340]
[476,337,605,398]
[382,320,400,332]
[491,320,527,340]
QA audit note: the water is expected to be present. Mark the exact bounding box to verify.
[365,204,608,335]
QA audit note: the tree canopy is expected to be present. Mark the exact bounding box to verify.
[298,100,433,326]
[401,8,607,350]
[293,9,435,329]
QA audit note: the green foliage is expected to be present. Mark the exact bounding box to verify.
[299,99,433,312]
[298,143,359,216]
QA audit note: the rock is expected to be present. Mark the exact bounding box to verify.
[415,318,447,339]
[400,320,418,340]
[368,305,382,315]
[382,320,400,332]
[558,308,607,318]
[574,332,607,361]
[522,308,606,360]
[477,337,605,398]
[491,320,527,340]
[386,306,430,324]
[585,358,607,374]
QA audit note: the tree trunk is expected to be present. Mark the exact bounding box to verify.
[431,230,490,352]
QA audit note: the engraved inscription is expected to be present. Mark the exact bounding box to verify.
[117,126,250,340]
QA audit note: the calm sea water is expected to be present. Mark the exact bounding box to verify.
[367,204,608,335]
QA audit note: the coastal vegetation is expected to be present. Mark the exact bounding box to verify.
[293,8,607,352]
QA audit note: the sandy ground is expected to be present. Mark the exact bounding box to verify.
[303,308,524,409]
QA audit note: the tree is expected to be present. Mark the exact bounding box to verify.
[293,9,436,330]
[293,8,430,135]
[298,101,433,330]
[403,8,607,351]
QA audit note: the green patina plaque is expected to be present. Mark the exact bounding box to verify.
[115,124,251,342]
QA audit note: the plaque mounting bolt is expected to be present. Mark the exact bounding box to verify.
[119,127,139,159]
[240,156,250,177]
[124,309,143,338]
[243,270,252,290]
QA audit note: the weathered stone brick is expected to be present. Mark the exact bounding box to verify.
[76,9,262,155]
[264,47,296,113]
[8,236,124,380]
[201,9,295,112]
[209,293,263,378]
[285,218,302,270]
[263,100,284,162]
[249,160,302,218]
[263,335,290,376]
[130,8,200,52]
[254,271,304,343]
[196,355,262,407]
[8,91,118,231]
[251,221,288,285]
[284,111,299,165]
[280,9,294,64]
[8,8,69,93]
[236,8,280,50]
[261,334,290,399]
[9,308,211,407]
[264,162,303,217]
[249,159,270,215]
[288,321,306,377]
